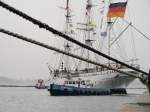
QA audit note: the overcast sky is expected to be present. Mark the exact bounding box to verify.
[0,0,150,80]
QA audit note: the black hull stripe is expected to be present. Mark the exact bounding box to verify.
[109,2,127,8]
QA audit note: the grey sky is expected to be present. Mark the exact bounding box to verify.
[0,0,150,79]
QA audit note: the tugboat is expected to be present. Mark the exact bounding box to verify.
[48,78,127,96]
[35,79,46,89]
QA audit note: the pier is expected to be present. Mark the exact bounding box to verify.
[0,85,49,89]
[121,91,150,112]
[0,85,35,87]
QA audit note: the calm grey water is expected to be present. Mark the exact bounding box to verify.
[0,87,141,112]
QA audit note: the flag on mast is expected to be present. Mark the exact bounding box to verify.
[107,0,128,18]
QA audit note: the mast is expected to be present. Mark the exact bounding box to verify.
[76,0,96,69]
[85,0,95,69]
[63,0,73,72]
[107,0,112,66]
[107,18,112,66]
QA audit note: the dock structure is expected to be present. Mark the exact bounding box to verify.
[121,91,150,112]
[0,85,35,87]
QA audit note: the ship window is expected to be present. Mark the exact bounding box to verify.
[69,81,74,84]
[76,81,79,84]
[64,81,68,84]
[81,80,85,85]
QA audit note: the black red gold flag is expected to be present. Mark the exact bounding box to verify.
[107,2,127,18]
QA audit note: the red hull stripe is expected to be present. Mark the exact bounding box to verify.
[108,7,126,13]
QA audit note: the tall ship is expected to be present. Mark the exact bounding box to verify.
[47,0,140,95]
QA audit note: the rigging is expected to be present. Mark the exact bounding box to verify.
[0,0,148,76]
[0,28,141,79]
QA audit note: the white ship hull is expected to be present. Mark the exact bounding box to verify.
[51,68,137,88]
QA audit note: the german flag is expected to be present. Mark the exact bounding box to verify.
[107,2,127,18]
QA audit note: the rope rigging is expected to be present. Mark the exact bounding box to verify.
[110,22,131,47]
[0,28,140,79]
[112,28,127,61]
[122,18,150,42]
[0,0,148,76]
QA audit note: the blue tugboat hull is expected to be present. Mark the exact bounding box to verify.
[48,84,127,96]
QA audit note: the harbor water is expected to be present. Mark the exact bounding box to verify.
[0,87,144,112]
